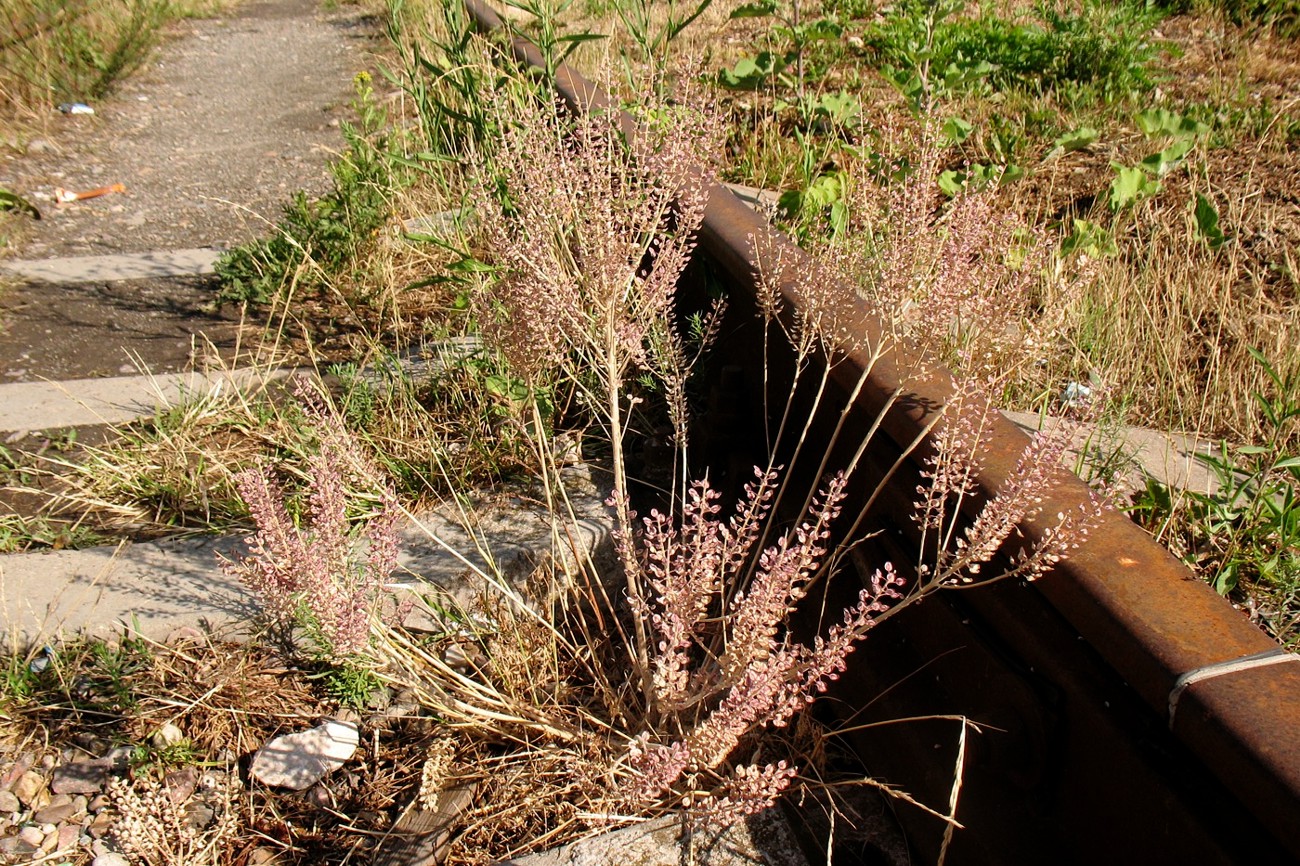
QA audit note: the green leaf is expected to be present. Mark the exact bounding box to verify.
[1136,108,1208,139]
[0,189,40,220]
[793,17,843,42]
[940,59,995,91]
[1140,138,1193,178]
[942,117,974,144]
[999,163,1026,184]
[777,188,803,217]
[1109,164,1159,210]
[937,170,965,197]
[1043,126,1098,162]
[802,173,843,209]
[1194,193,1228,249]
[729,0,776,17]
[1212,561,1240,595]
[812,91,860,124]
[1061,218,1117,257]
[717,52,783,89]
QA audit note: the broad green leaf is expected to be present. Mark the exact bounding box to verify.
[1212,561,1239,595]
[794,17,843,42]
[1136,108,1208,139]
[1061,218,1118,257]
[1140,138,1194,178]
[1194,193,1228,249]
[777,188,803,217]
[802,173,843,209]
[1042,126,1098,161]
[729,1,776,17]
[941,59,994,91]
[1109,164,1159,210]
[718,52,783,89]
[813,91,860,124]
[942,117,974,144]
[937,170,964,197]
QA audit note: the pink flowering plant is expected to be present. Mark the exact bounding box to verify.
[223,383,400,664]
[211,76,1108,855]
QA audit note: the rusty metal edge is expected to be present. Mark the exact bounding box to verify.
[456,1,1300,853]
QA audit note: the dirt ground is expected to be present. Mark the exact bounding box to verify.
[0,0,381,381]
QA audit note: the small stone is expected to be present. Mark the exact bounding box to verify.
[87,811,114,838]
[18,825,45,846]
[72,794,89,814]
[165,625,204,645]
[104,747,133,768]
[0,789,18,812]
[164,766,199,804]
[0,835,38,857]
[303,784,332,808]
[39,828,59,853]
[251,721,358,791]
[34,800,77,823]
[92,854,131,866]
[184,800,216,830]
[12,770,46,806]
[0,754,36,789]
[151,723,185,750]
[44,793,72,809]
[57,823,81,851]
[248,847,281,865]
[52,761,110,795]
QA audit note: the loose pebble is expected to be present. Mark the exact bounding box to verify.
[92,854,132,866]
[251,721,358,790]
[12,770,47,806]
[17,825,45,846]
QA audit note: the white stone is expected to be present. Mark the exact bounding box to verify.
[151,722,185,749]
[250,721,358,790]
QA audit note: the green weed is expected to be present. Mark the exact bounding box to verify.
[318,659,384,708]
[1134,348,1300,646]
[865,0,1168,108]
[0,0,173,115]
[216,73,408,306]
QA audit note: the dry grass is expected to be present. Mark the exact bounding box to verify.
[0,629,442,865]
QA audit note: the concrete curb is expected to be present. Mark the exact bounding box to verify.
[1,248,220,284]
[0,368,297,435]
[1,470,613,650]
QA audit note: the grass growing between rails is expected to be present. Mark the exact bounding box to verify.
[4,6,1111,861]
[4,0,1289,860]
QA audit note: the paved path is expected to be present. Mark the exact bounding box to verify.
[0,0,383,647]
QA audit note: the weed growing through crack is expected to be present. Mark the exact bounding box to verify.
[222,382,401,664]
[249,82,1103,858]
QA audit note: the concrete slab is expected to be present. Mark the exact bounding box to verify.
[0,249,220,284]
[0,368,295,434]
[0,470,613,649]
[1002,410,1223,495]
[504,808,809,866]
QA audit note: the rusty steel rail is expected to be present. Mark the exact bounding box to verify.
[459,3,1300,859]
